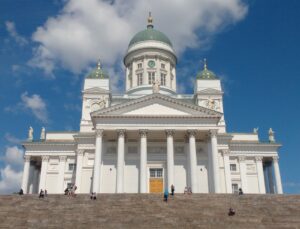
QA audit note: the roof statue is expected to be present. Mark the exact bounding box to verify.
[40,127,46,140]
[253,127,259,134]
[269,128,275,142]
[152,79,160,93]
[28,126,33,141]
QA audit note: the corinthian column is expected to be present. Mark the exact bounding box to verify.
[92,129,103,193]
[39,156,49,191]
[58,156,67,193]
[166,129,175,191]
[187,130,197,193]
[209,130,220,193]
[255,156,266,194]
[117,129,126,193]
[239,156,248,193]
[273,156,283,194]
[139,130,148,193]
[75,150,84,192]
[21,155,31,194]
[222,150,232,193]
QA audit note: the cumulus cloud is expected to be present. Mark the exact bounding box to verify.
[29,0,248,77]
[0,146,24,194]
[5,92,48,123]
[5,21,28,46]
[21,92,48,123]
[0,165,23,194]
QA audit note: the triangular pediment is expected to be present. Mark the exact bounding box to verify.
[92,93,222,118]
[83,87,109,94]
[197,88,223,95]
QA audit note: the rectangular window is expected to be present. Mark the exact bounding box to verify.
[148,72,155,84]
[150,168,163,178]
[68,163,76,171]
[160,73,166,86]
[137,63,143,69]
[232,183,239,194]
[161,63,165,69]
[230,164,237,171]
[137,73,143,86]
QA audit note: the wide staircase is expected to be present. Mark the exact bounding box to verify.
[0,194,299,228]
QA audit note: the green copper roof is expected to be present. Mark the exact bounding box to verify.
[196,59,218,80]
[86,61,109,79]
[129,13,172,48]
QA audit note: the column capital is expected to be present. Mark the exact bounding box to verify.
[95,129,104,137]
[187,129,197,137]
[77,149,84,156]
[117,129,126,137]
[139,129,148,137]
[59,155,67,161]
[209,129,218,137]
[272,156,279,162]
[238,155,246,162]
[165,129,175,137]
[221,149,230,156]
[41,155,49,162]
[255,156,263,162]
[24,155,31,162]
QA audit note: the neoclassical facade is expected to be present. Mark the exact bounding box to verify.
[21,15,283,195]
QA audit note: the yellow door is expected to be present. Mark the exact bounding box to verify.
[150,178,163,193]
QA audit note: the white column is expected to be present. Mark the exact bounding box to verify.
[117,129,125,193]
[166,129,175,191]
[187,130,197,193]
[58,156,67,193]
[75,150,84,192]
[39,156,49,191]
[184,135,191,188]
[255,156,266,194]
[33,168,39,193]
[222,150,232,193]
[139,129,148,193]
[28,165,35,194]
[273,156,283,194]
[209,130,220,193]
[21,155,31,194]
[238,156,248,193]
[92,129,103,193]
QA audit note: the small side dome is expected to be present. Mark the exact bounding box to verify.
[197,59,218,80]
[86,60,109,79]
[128,12,173,48]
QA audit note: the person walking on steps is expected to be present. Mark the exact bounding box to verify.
[171,184,175,196]
[164,189,169,202]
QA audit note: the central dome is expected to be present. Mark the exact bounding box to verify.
[128,27,173,48]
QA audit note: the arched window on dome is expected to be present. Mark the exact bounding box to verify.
[148,72,155,84]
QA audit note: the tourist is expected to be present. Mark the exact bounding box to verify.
[39,189,44,198]
[44,190,48,197]
[184,187,188,194]
[71,185,77,197]
[64,187,69,195]
[171,184,175,196]
[228,207,235,216]
[18,189,24,195]
[239,188,244,195]
[163,189,169,202]
[90,192,96,200]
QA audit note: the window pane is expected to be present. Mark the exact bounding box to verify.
[156,169,163,178]
[150,169,156,178]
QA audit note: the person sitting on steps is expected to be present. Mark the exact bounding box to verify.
[228,207,236,216]
[18,189,23,195]
[39,189,44,198]
[239,188,244,195]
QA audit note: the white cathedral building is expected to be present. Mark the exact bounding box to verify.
[21,15,283,195]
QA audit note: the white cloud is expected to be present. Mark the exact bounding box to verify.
[4,133,23,145]
[29,0,248,79]
[0,165,23,194]
[3,146,24,168]
[5,21,28,46]
[21,92,48,123]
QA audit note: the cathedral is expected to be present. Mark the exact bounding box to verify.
[21,14,283,195]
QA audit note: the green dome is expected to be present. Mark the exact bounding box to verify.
[86,61,109,79]
[196,60,218,80]
[129,26,173,48]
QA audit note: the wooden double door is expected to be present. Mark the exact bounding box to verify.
[149,168,164,193]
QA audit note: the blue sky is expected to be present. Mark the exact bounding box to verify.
[0,0,300,194]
